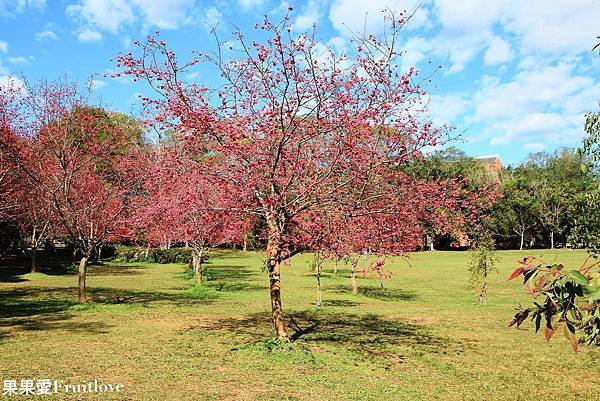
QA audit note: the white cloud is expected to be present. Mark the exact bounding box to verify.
[77,29,102,42]
[400,36,433,71]
[522,142,546,152]
[66,0,195,36]
[67,0,134,34]
[475,64,591,121]
[238,0,264,8]
[432,0,600,71]
[473,63,598,146]
[504,0,600,56]
[329,0,427,37]
[8,56,34,64]
[483,36,513,66]
[35,30,59,41]
[294,0,321,31]
[130,0,194,30]
[0,75,26,93]
[0,0,45,17]
[91,79,107,89]
[202,7,222,30]
[0,41,7,52]
[428,93,469,124]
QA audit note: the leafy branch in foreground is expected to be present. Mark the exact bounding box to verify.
[508,255,600,351]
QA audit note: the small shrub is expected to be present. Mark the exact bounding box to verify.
[114,245,193,264]
[151,248,192,264]
[114,245,153,263]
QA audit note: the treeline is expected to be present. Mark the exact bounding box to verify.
[415,146,600,250]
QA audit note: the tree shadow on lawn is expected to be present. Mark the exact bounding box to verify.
[205,265,259,281]
[86,264,147,276]
[208,281,266,292]
[0,286,218,318]
[0,285,218,342]
[320,299,361,307]
[191,310,469,364]
[326,284,418,302]
[0,266,29,283]
[0,295,112,343]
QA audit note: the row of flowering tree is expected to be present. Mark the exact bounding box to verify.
[114,10,497,338]
[0,10,498,338]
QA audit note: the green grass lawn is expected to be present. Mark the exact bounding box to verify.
[1,249,599,400]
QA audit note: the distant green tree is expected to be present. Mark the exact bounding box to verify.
[568,188,600,248]
[489,168,538,250]
[525,149,593,248]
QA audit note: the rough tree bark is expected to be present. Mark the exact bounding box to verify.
[266,214,288,339]
[192,247,204,285]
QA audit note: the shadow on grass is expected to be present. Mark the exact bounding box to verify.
[326,284,418,301]
[208,281,266,292]
[0,295,112,343]
[320,299,361,307]
[0,286,218,310]
[189,310,466,364]
[86,264,147,276]
[205,265,258,281]
[0,266,29,283]
[0,284,218,343]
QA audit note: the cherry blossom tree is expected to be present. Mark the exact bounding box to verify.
[0,79,144,302]
[116,10,462,338]
[135,143,249,284]
[0,82,25,224]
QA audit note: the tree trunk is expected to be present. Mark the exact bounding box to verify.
[78,256,88,303]
[266,233,288,339]
[193,249,204,285]
[519,230,524,251]
[479,276,487,304]
[243,236,247,252]
[316,264,322,308]
[350,258,359,295]
[550,231,554,249]
[192,253,199,284]
[30,249,37,274]
[333,259,338,275]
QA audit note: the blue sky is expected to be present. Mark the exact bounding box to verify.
[0,0,599,164]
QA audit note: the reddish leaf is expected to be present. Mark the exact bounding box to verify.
[507,267,524,281]
[533,276,547,292]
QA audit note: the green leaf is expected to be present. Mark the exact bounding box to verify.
[582,285,600,300]
[566,270,589,285]
[534,313,541,333]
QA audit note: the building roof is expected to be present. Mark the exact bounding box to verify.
[474,154,501,163]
